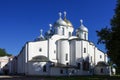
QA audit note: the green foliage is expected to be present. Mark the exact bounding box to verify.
[0,48,12,56]
[96,0,120,73]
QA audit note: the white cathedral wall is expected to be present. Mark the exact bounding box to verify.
[70,40,76,66]
[48,39,57,62]
[95,48,105,65]
[27,62,48,75]
[75,41,82,63]
[55,25,73,38]
[57,40,70,65]
[88,42,95,65]
[49,35,67,63]
[28,41,48,61]
[17,46,26,74]
[82,41,89,60]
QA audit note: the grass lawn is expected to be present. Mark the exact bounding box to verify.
[0,75,120,80]
[45,75,120,80]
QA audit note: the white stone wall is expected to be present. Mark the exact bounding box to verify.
[17,47,26,74]
[57,40,70,65]
[27,62,49,75]
[95,49,105,64]
[28,41,48,61]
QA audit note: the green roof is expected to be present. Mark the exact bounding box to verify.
[30,55,49,62]
[96,61,108,67]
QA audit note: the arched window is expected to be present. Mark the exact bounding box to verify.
[100,68,103,73]
[60,69,63,74]
[84,33,86,40]
[77,63,81,69]
[83,61,89,71]
[62,28,64,35]
[84,48,86,53]
[69,32,72,37]
[100,55,102,58]
[66,54,68,61]
[43,65,46,72]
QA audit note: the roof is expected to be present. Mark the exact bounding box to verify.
[30,55,49,62]
[95,61,108,67]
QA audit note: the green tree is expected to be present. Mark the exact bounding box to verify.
[96,0,120,73]
[0,48,12,56]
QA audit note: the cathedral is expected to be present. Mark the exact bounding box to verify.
[16,12,111,76]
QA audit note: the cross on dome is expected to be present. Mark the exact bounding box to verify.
[80,19,83,25]
[58,12,62,19]
[40,29,43,36]
[49,24,52,30]
[64,11,67,19]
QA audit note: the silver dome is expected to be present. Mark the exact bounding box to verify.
[79,20,88,32]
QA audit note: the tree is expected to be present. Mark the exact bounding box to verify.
[0,48,12,56]
[96,0,120,73]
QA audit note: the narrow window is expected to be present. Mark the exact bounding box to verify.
[54,50,56,54]
[84,33,86,40]
[43,65,46,72]
[100,68,103,73]
[60,69,63,74]
[72,70,74,74]
[66,54,68,61]
[62,28,64,35]
[39,48,42,52]
[84,48,86,53]
[100,55,102,58]
[83,61,89,71]
[77,63,81,69]
[91,56,92,62]
[69,32,72,37]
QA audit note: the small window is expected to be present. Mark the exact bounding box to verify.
[84,33,86,40]
[69,32,72,37]
[100,68,103,73]
[77,63,81,69]
[100,55,102,58]
[83,61,89,71]
[60,69,63,74]
[72,70,74,74]
[84,48,86,53]
[91,56,92,62]
[66,54,68,61]
[62,28,64,35]
[66,63,69,66]
[43,65,46,72]
[39,48,42,52]
[54,50,56,54]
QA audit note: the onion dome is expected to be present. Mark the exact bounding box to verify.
[54,12,67,27]
[35,29,45,41]
[63,11,73,27]
[79,19,88,32]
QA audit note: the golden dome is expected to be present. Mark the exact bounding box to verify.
[64,19,73,27]
[63,11,73,27]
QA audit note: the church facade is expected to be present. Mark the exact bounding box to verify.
[16,12,111,76]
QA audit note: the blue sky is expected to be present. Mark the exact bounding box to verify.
[0,0,116,56]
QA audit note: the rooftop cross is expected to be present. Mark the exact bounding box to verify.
[49,24,52,30]
[40,29,43,36]
[80,19,83,25]
[64,11,67,19]
[59,12,62,19]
